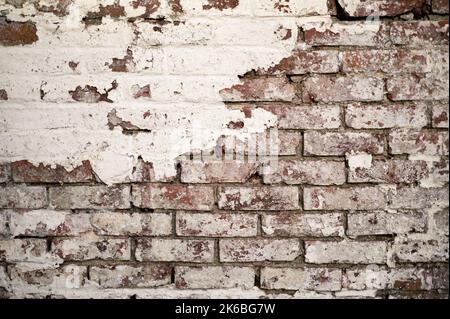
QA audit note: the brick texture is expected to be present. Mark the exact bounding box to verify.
[0,0,448,299]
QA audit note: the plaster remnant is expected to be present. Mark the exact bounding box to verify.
[347,152,373,170]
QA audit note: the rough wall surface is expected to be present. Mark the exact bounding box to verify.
[0,0,449,299]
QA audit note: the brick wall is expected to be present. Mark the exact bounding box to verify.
[0,0,448,299]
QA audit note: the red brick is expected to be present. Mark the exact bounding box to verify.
[303,75,384,103]
[132,184,214,210]
[90,265,171,288]
[304,21,388,46]
[219,77,295,102]
[348,159,429,184]
[261,267,342,291]
[262,212,345,237]
[277,130,301,155]
[391,237,448,263]
[263,160,346,185]
[219,239,301,262]
[265,50,339,75]
[91,212,172,236]
[345,103,428,129]
[176,212,257,237]
[175,266,255,289]
[49,185,131,209]
[135,239,214,262]
[304,131,385,156]
[52,238,130,261]
[305,240,387,264]
[432,102,449,128]
[0,239,48,263]
[11,160,94,183]
[180,160,258,183]
[0,21,38,46]
[387,74,449,101]
[390,20,449,46]
[433,0,450,14]
[348,211,427,236]
[0,186,47,209]
[341,49,441,74]
[218,186,299,210]
[304,186,389,211]
[339,0,425,17]
[261,104,341,129]
[390,186,449,209]
[389,129,449,155]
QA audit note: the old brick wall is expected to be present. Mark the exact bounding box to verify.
[0,0,449,299]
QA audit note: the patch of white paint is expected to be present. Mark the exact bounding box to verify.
[347,152,372,170]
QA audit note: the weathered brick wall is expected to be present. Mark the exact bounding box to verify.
[0,0,449,299]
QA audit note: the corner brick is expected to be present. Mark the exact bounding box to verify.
[180,161,258,183]
[304,131,385,156]
[304,21,388,46]
[10,265,87,290]
[304,186,389,210]
[219,239,301,262]
[345,103,428,129]
[135,239,214,262]
[219,77,295,102]
[91,212,172,236]
[390,186,449,209]
[90,265,171,288]
[218,186,299,210]
[303,75,384,102]
[391,237,449,263]
[348,159,429,184]
[389,130,449,156]
[390,20,449,46]
[49,185,131,209]
[347,211,427,236]
[261,267,342,291]
[11,160,94,183]
[262,212,345,237]
[175,266,255,289]
[433,0,450,13]
[51,238,131,261]
[0,186,47,209]
[338,0,426,17]
[0,239,48,263]
[432,102,449,128]
[176,212,257,237]
[305,240,388,264]
[263,160,346,185]
[261,104,341,129]
[132,184,214,210]
[7,210,92,237]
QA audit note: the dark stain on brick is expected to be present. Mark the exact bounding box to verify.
[274,0,291,13]
[203,0,239,11]
[68,61,79,71]
[107,109,141,131]
[0,89,8,101]
[69,81,118,103]
[133,84,151,99]
[227,121,245,129]
[107,48,135,72]
[169,0,184,13]
[131,0,161,17]
[86,1,126,20]
[0,20,38,46]
[434,111,449,126]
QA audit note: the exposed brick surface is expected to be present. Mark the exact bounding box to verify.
[0,0,448,299]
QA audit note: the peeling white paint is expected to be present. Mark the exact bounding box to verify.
[347,151,373,170]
